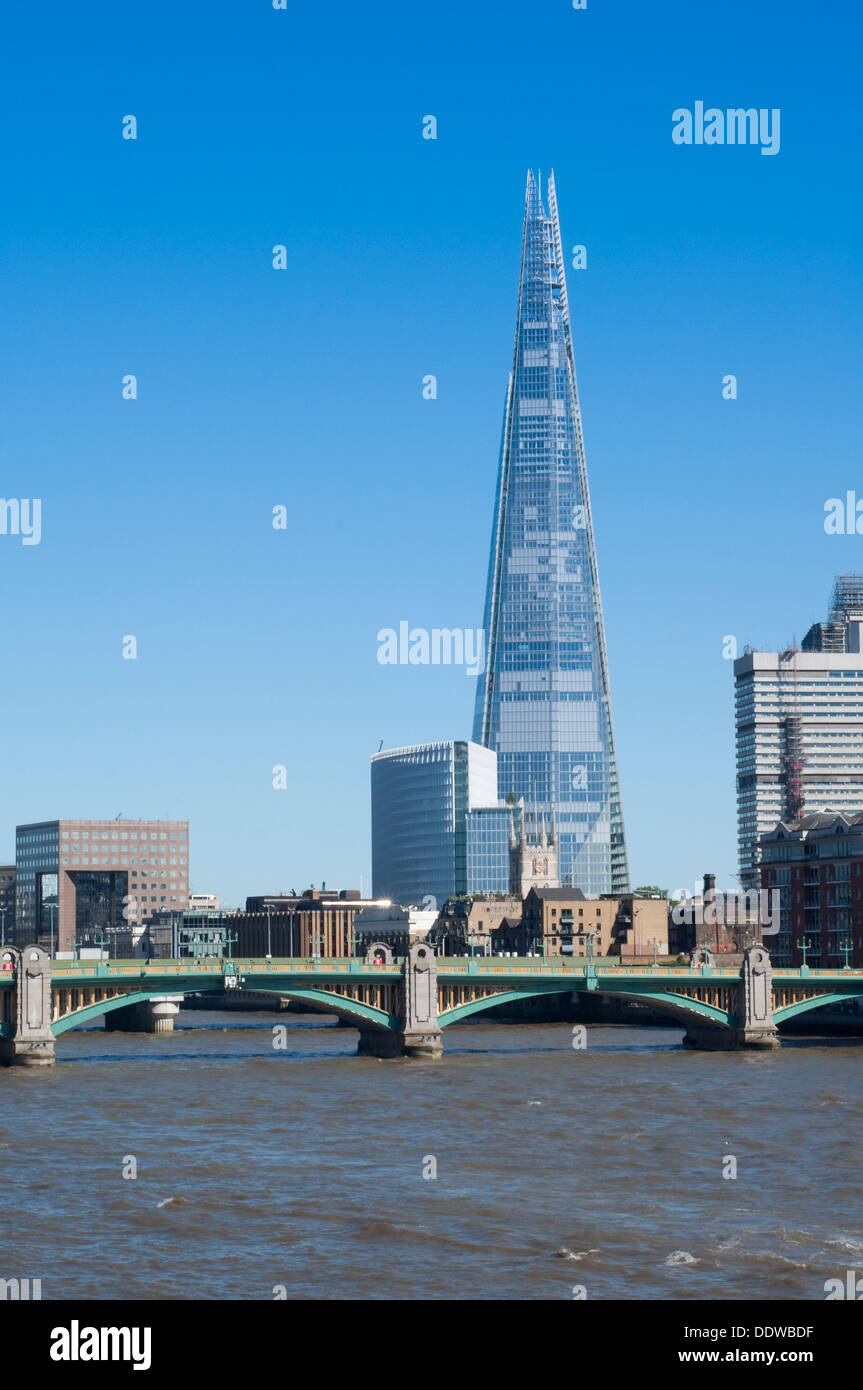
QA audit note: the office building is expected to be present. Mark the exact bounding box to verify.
[735,576,863,885]
[0,866,14,945]
[371,741,499,907]
[15,818,189,951]
[472,170,629,896]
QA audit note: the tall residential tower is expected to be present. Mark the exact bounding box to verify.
[735,576,863,885]
[472,171,629,896]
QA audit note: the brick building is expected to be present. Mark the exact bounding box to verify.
[229,889,390,958]
[760,812,863,968]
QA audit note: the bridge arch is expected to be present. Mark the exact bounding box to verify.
[773,991,863,1027]
[51,983,398,1036]
[438,983,735,1030]
[248,985,398,1032]
[52,985,223,1036]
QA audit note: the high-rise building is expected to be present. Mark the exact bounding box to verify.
[0,866,15,945]
[371,741,499,908]
[735,576,863,886]
[472,170,629,896]
[15,818,189,950]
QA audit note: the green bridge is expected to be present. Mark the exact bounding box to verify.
[1,941,862,1065]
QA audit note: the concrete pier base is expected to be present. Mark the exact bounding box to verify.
[105,996,182,1034]
[683,1024,780,1051]
[357,1028,444,1059]
[0,1036,55,1066]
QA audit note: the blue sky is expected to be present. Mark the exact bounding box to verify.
[1,0,861,903]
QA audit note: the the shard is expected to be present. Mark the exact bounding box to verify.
[472,170,629,896]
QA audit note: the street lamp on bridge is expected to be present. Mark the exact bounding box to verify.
[577,928,598,969]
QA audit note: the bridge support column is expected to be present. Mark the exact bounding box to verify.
[683,946,780,1050]
[105,996,182,1034]
[357,942,443,1059]
[0,946,55,1067]
[737,945,780,1048]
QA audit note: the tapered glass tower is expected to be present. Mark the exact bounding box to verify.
[473,170,629,895]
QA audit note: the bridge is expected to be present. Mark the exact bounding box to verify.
[1,941,862,1065]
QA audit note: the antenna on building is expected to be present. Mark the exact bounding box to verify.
[378,739,383,752]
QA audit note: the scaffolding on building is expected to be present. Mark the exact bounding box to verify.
[779,646,805,822]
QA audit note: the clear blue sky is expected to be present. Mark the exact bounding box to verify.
[1,0,861,904]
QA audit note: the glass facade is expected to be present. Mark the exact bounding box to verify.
[465,806,512,894]
[15,821,60,944]
[371,741,499,908]
[73,871,130,944]
[473,171,629,896]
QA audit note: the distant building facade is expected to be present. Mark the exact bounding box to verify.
[352,903,438,955]
[430,895,523,955]
[371,741,500,908]
[188,893,219,912]
[503,888,669,959]
[231,889,390,958]
[0,866,14,944]
[735,576,863,887]
[760,812,863,968]
[15,818,189,951]
[670,873,763,957]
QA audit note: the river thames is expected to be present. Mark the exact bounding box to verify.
[2,1010,861,1301]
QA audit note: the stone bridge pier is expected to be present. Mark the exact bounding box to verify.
[105,996,183,1034]
[683,946,780,1050]
[357,942,443,1059]
[0,947,55,1067]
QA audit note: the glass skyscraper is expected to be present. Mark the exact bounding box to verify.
[371,741,500,908]
[473,170,629,896]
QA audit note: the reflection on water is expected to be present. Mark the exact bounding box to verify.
[1,1011,860,1301]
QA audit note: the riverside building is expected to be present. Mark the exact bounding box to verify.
[15,818,189,951]
[735,576,863,886]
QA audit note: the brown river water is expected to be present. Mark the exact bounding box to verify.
[1,1010,861,1301]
